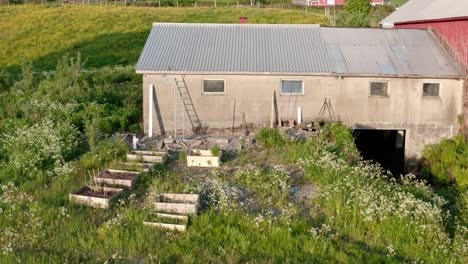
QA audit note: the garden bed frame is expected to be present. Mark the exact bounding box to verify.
[69,185,123,209]
[94,169,139,188]
[143,213,189,232]
[187,149,222,168]
[118,162,154,172]
[126,150,167,163]
[154,193,200,215]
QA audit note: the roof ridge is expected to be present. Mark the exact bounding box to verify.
[135,22,462,78]
[152,22,321,27]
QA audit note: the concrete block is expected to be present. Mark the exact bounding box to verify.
[207,138,230,144]
[69,186,123,209]
[164,138,176,144]
[187,149,222,168]
[94,169,139,189]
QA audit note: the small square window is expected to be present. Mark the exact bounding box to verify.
[203,80,225,94]
[370,82,388,96]
[281,80,303,95]
[423,83,440,96]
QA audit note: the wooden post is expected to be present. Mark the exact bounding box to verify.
[232,99,236,135]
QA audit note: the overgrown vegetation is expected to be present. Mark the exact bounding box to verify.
[422,135,468,188]
[255,127,286,147]
[0,54,141,189]
[1,111,467,262]
[0,4,466,262]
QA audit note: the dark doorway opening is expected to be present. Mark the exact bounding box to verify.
[353,129,405,176]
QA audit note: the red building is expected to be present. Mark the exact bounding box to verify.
[381,0,468,72]
[299,0,385,6]
[309,0,345,6]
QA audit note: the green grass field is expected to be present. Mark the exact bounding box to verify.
[0,5,328,73]
[0,4,466,262]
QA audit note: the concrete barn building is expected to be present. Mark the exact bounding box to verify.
[381,0,468,72]
[135,23,465,172]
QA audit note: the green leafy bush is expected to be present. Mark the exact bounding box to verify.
[210,144,221,156]
[79,139,128,169]
[256,128,286,147]
[341,0,371,27]
[322,122,359,161]
[422,135,468,188]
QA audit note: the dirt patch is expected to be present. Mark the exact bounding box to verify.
[76,186,119,198]
[293,183,317,202]
[100,170,138,180]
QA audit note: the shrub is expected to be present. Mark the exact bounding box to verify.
[84,116,102,152]
[79,139,128,169]
[342,0,371,27]
[322,122,359,161]
[179,151,187,163]
[256,128,286,148]
[0,118,79,182]
[36,53,88,104]
[345,0,371,14]
[422,135,468,188]
[210,144,221,156]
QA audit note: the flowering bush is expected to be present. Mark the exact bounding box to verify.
[0,118,79,181]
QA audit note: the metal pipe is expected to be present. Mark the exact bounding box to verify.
[148,84,154,137]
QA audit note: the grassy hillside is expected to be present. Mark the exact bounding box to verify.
[1,4,466,262]
[0,5,328,73]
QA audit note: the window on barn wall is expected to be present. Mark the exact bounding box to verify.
[203,79,225,95]
[423,83,440,97]
[281,80,303,95]
[370,82,389,97]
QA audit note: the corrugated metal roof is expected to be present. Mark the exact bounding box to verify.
[136,23,331,74]
[135,23,462,77]
[381,0,468,27]
[320,27,461,77]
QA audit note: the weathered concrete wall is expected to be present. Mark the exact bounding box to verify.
[142,74,464,158]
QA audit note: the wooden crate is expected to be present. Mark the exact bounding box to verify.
[117,162,154,172]
[154,193,200,215]
[69,186,123,209]
[94,169,139,188]
[127,150,167,163]
[187,149,222,168]
[143,212,189,232]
